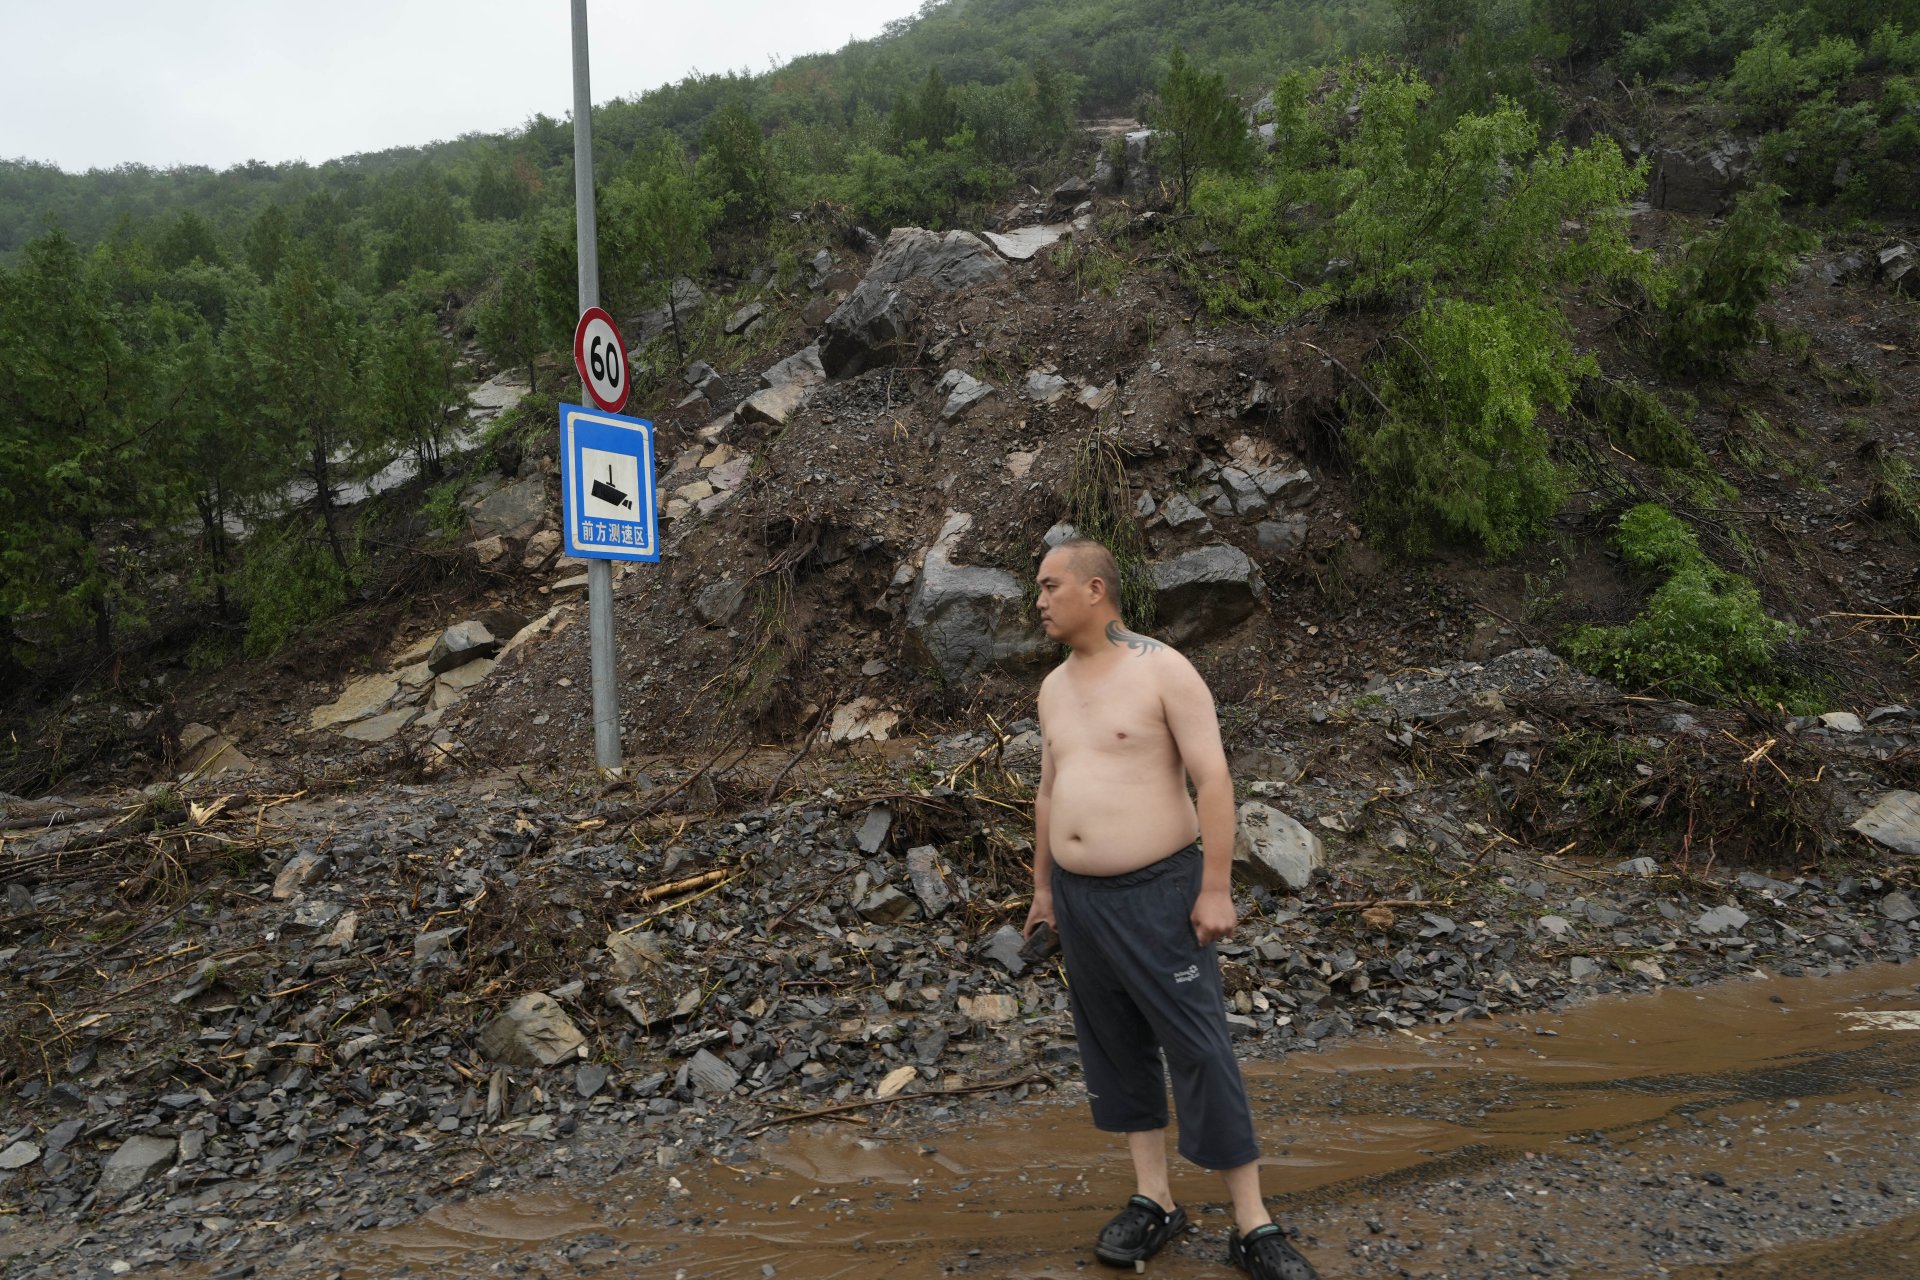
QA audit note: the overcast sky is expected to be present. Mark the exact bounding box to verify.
[0,0,924,173]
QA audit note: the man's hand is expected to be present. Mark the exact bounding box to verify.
[1191,886,1237,946]
[1023,889,1056,939]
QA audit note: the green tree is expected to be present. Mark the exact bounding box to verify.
[474,254,546,391]
[0,230,166,655]
[1149,48,1258,208]
[892,68,962,148]
[698,98,782,233]
[244,203,292,281]
[603,139,720,361]
[154,210,224,270]
[375,310,463,478]
[225,248,368,575]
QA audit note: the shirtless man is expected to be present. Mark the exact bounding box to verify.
[1024,537,1319,1280]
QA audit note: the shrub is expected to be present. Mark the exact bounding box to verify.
[241,522,353,657]
[1582,379,1711,470]
[1563,504,1798,704]
[1659,186,1812,376]
[1351,297,1580,557]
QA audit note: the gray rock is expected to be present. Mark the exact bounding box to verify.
[983,224,1071,261]
[738,380,815,427]
[576,1063,611,1099]
[1233,803,1322,890]
[1219,467,1268,515]
[0,1140,39,1170]
[724,302,765,335]
[1256,518,1308,555]
[1617,856,1659,877]
[856,807,892,854]
[1042,522,1079,549]
[606,929,667,980]
[467,475,548,540]
[1162,494,1211,531]
[478,993,586,1067]
[905,512,1050,682]
[979,925,1028,976]
[1695,905,1750,935]
[1124,129,1159,194]
[1024,370,1071,403]
[1853,791,1920,857]
[97,1135,175,1200]
[1819,711,1864,732]
[179,723,252,776]
[937,369,995,421]
[1882,892,1919,924]
[413,927,465,966]
[1149,545,1265,646]
[858,885,918,923]
[819,284,917,378]
[1650,141,1753,215]
[1053,176,1093,205]
[863,227,1005,292]
[694,577,748,627]
[760,344,825,390]
[1539,915,1572,936]
[683,360,719,388]
[905,846,953,918]
[1569,957,1601,982]
[687,1047,741,1095]
[43,1118,83,1157]
[428,620,501,674]
[272,852,329,901]
[627,278,706,347]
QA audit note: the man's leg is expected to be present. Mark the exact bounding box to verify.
[1128,1128,1174,1211]
[1220,1160,1272,1234]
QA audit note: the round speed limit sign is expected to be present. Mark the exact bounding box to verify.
[572,307,630,413]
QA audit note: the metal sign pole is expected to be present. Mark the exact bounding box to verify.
[572,0,622,774]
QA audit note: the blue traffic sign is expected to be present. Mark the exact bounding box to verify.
[560,403,660,562]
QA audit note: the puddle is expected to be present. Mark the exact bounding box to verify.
[286,962,1920,1278]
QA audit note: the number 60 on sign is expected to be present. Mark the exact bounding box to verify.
[572,307,629,413]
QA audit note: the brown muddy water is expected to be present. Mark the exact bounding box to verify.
[312,963,1920,1278]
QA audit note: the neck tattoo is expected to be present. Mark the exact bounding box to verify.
[1106,620,1164,655]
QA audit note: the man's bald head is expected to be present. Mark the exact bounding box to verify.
[1050,537,1121,598]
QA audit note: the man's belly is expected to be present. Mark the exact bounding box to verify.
[1047,770,1199,876]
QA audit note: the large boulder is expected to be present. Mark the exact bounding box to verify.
[865,227,1006,292]
[906,512,1050,682]
[1233,802,1322,890]
[1149,546,1265,646]
[477,993,586,1067]
[820,228,1005,379]
[428,620,502,674]
[1650,141,1753,215]
[760,343,825,390]
[819,284,918,378]
[467,475,547,540]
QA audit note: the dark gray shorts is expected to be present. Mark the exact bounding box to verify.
[1051,843,1260,1170]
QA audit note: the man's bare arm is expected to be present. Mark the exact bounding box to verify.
[1025,690,1059,938]
[1161,655,1238,942]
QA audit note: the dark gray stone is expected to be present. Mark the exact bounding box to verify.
[819,284,918,378]
[979,925,1028,976]
[1256,518,1307,555]
[1650,141,1754,215]
[428,621,501,675]
[905,513,1050,682]
[1149,545,1265,646]
[905,846,953,918]
[693,577,747,627]
[687,1047,741,1095]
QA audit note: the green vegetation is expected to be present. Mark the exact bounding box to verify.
[0,0,1892,686]
[1659,187,1812,377]
[1563,504,1802,706]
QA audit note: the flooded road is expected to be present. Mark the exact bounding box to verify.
[308,962,1920,1278]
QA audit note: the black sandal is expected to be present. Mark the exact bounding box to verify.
[1094,1194,1188,1266]
[1228,1223,1321,1280]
